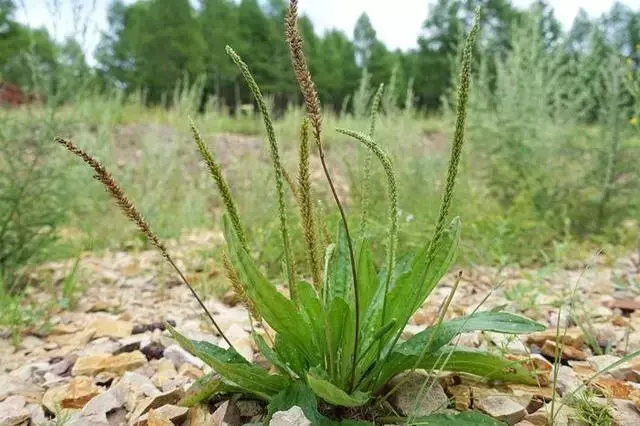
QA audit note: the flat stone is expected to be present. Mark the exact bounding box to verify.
[89,318,133,338]
[51,324,79,335]
[133,404,188,426]
[527,328,585,349]
[389,372,449,416]
[163,345,204,369]
[108,408,128,425]
[72,351,147,376]
[270,406,311,426]
[476,395,526,425]
[25,403,46,425]
[0,374,42,402]
[130,388,184,420]
[508,384,554,402]
[119,372,159,397]
[541,340,587,361]
[50,356,76,376]
[447,385,471,411]
[0,395,29,426]
[61,376,102,409]
[567,361,597,381]
[66,412,111,426]
[185,405,215,425]
[554,366,583,397]
[486,332,528,354]
[590,376,633,399]
[505,354,552,386]
[237,400,263,418]
[81,383,125,416]
[177,364,202,380]
[587,355,632,380]
[146,409,173,426]
[49,328,96,347]
[605,299,640,312]
[211,400,241,425]
[151,359,176,389]
[523,410,547,426]
[219,324,253,362]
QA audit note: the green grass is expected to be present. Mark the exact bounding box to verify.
[2,86,637,279]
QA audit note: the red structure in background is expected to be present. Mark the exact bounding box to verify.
[0,82,38,107]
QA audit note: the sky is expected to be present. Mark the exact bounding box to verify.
[13,0,636,65]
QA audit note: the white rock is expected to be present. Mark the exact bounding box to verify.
[554,366,583,397]
[82,384,126,416]
[163,345,204,369]
[475,395,526,425]
[0,395,29,426]
[587,355,632,380]
[218,324,253,363]
[486,332,529,355]
[389,372,449,416]
[270,406,311,426]
[120,372,160,397]
[66,412,110,426]
[211,401,240,426]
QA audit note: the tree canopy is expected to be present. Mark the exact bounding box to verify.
[1,0,639,113]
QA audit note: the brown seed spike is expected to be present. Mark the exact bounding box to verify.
[285,0,361,392]
[285,0,322,142]
[222,253,261,321]
[55,137,234,349]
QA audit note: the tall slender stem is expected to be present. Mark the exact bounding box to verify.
[285,0,360,391]
[55,137,234,349]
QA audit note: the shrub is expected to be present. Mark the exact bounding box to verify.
[58,2,545,423]
[459,9,640,260]
[0,116,68,289]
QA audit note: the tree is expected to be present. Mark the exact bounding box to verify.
[353,12,376,67]
[199,0,239,106]
[314,30,359,109]
[96,0,206,104]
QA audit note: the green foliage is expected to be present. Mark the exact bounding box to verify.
[0,116,68,288]
[458,5,640,261]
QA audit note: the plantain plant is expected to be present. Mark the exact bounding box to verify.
[57,1,545,423]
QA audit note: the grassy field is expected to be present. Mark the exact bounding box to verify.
[2,84,638,278]
[2,15,640,308]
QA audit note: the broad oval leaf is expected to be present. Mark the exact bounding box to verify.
[297,280,326,359]
[390,218,461,324]
[165,322,247,364]
[266,381,329,425]
[396,311,546,356]
[377,346,539,389]
[307,371,370,407]
[325,221,352,305]
[253,332,297,378]
[378,218,461,357]
[408,411,505,425]
[356,238,378,322]
[223,215,320,366]
[179,372,240,407]
[166,322,289,399]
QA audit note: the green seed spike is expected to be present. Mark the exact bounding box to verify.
[297,118,322,289]
[360,83,385,238]
[337,128,398,298]
[225,45,298,303]
[425,8,480,266]
[189,117,247,250]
